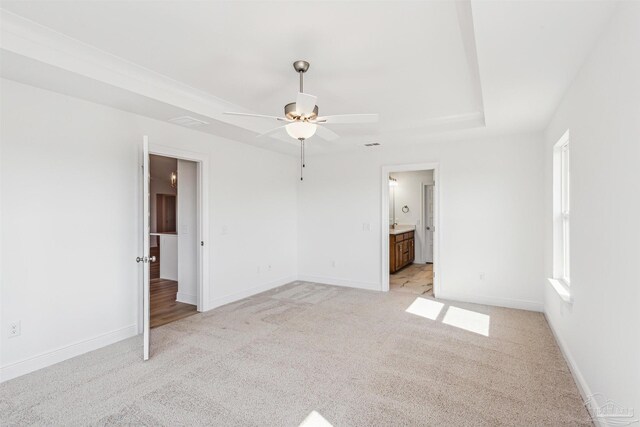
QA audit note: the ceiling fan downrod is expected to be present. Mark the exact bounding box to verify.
[293,60,310,93]
[293,60,311,181]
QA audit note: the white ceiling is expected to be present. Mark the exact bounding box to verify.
[0,0,618,153]
[471,0,617,134]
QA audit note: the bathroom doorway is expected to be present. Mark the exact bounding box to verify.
[382,163,439,295]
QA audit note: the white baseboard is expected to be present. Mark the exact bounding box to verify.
[207,275,298,310]
[297,274,380,291]
[544,312,599,426]
[176,292,197,305]
[0,324,137,384]
[434,291,543,312]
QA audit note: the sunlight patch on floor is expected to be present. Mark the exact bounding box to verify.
[406,297,491,336]
[442,306,490,336]
[405,297,444,320]
[299,411,333,427]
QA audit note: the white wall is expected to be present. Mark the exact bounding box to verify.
[0,78,298,382]
[159,234,178,281]
[543,2,640,418]
[298,133,545,310]
[390,170,434,263]
[177,159,198,304]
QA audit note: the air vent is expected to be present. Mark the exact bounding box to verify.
[364,142,381,147]
[168,116,209,127]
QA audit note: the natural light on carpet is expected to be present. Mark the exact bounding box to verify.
[299,411,333,427]
[442,306,490,336]
[405,297,445,320]
[405,297,491,336]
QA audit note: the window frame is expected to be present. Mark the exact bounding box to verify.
[550,130,571,301]
[560,141,570,283]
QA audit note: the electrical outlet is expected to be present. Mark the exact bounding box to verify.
[479,272,485,281]
[9,321,21,338]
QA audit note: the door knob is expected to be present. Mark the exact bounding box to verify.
[149,256,157,263]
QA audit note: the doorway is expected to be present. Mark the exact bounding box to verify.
[140,138,210,360]
[149,154,198,328]
[381,163,439,295]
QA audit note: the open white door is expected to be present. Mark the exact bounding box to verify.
[424,184,434,263]
[138,136,152,360]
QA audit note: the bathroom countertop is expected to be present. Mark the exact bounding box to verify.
[389,225,416,235]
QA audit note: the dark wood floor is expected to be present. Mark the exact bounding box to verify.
[150,278,197,328]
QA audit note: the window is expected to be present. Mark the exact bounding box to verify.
[552,130,570,292]
[560,140,570,283]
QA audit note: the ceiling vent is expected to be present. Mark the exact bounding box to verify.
[168,116,209,127]
[364,142,381,147]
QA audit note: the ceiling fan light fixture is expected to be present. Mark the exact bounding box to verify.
[286,121,317,139]
[285,102,318,120]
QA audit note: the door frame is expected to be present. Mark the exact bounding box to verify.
[147,143,210,313]
[381,162,440,295]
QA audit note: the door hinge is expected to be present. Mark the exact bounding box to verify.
[201,241,204,247]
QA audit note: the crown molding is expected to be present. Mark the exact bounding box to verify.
[0,9,266,132]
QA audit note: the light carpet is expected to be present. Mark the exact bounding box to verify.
[0,281,590,426]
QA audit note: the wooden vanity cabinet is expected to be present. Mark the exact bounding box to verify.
[390,230,415,273]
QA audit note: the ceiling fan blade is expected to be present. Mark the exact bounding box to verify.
[256,125,287,138]
[314,114,379,124]
[224,112,289,122]
[296,92,318,115]
[314,125,339,141]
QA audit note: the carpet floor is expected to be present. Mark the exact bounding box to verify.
[0,281,590,426]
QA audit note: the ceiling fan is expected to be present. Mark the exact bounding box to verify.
[224,60,379,180]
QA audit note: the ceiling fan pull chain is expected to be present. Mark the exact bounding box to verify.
[302,139,306,168]
[300,139,304,181]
